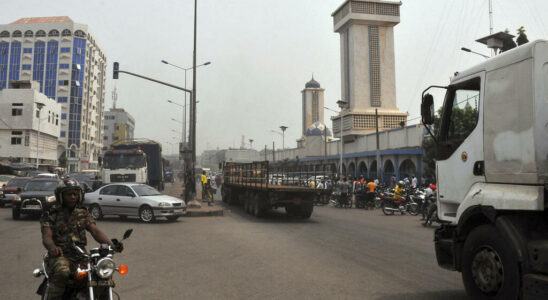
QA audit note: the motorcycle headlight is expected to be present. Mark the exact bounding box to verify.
[96,258,115,279]
[46,195,56,202]
[158,202,172,207]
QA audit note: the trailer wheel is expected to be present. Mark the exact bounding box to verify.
[252,193,263,218]
[221,186,228,203]
[461,224,520,300]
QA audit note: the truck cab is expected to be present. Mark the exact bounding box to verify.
[102,149,148,185]
[422,40,548,299]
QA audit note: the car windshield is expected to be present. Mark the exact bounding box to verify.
[103,154,146,169]
[24,181,58,191]
[7,178,29,187]
[0,175,14,181]
[132,184,161,196]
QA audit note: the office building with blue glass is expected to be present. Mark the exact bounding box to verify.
[0,17,107,172]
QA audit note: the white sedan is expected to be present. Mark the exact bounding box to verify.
[84,183,186,222]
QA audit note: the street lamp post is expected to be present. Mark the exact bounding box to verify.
[279,126,288,150]
[336,100,347,178]
[162,61,211,145]
[35,102,45,169]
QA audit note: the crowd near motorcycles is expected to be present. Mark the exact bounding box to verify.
[312,175,442,227]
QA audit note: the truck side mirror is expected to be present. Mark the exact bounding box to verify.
[421,94,435,125]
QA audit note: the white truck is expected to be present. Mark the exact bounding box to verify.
[102,149,148,185]
[421,39,548,299]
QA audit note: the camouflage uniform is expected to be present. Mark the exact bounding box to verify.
[40,206,95,300]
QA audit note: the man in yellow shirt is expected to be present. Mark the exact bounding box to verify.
[200,171,207,200]
[394,181,404,199]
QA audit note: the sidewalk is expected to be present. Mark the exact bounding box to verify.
[164,180,224,217]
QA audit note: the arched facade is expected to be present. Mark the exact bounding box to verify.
[399,159,416,180]
[358,161,367,177]
[383,160,395,184]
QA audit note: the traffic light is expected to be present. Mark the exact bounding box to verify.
[113,62,119,79]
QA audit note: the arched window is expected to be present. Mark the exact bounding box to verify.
[74,30,86,38]
[48,30,59,37]
[24,30,33,37]
[0,31,9,38]
[61,29,71,36]
[12,30,22,37]
[35,30,46,37]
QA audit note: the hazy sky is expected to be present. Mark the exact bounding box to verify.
[2,0,547,155]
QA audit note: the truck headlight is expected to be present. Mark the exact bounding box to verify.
[46,195,56,202]
[96,258,115,279]
[158,202,172,207]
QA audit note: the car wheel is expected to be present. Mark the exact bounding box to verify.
[12,207,20,220]
[139,206,155,223]
[166,216,179,221]
[90,205,103,220]
[461,224,520,300]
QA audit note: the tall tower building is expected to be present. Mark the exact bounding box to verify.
[0,17,107,172]
[331,0,407,139]
[301,76,325,136]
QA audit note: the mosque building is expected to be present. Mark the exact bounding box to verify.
[267,0,425,184]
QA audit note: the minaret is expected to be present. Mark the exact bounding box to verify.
[331,0,407,138]
[301,76,325,136]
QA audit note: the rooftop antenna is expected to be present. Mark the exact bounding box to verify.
[112,86,118,109]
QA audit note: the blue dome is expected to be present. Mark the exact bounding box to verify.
[305,77,321,89]
[306,121,332,137]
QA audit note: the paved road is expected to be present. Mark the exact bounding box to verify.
[0,190,467,299]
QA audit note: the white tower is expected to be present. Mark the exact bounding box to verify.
[331,0,407,139]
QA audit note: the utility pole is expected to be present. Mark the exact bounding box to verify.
[264,145,267,161]
[272,141,275,161]
[323,127,327,175]
[190,0,198,200]
[375,108,381,181]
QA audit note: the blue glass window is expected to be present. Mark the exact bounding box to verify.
[58,97,68,103]
[8,42,22,87]
[60,131,66,137]
[0,42,8,90]
[22,64,31,70]
[59,64,69,69]
[44,41,58,99]
[58,80,68,86]
[60,47,70,53]
[61,113,67,119]
[32,41,45,92]
[23,48,32,53]
[68,38,86,147]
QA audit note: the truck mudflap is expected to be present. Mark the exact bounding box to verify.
[434,224,458,271]
[523,274,548,300]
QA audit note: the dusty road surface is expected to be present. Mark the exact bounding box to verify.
[0,187,466,299]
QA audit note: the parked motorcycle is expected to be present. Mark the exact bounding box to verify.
[381,195,419,216]
[330,192,352,208]
[355,192,375,209]
[34,229,133,300]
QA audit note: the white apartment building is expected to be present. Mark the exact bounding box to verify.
[103,108,135,149]
[0,80,61,165]
[0,16,107,172]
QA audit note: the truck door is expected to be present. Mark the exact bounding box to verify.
[436,74,485,222]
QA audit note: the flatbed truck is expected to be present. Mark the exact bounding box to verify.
[221,161,331,218]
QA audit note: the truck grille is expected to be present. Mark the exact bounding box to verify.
[110,174,136,182]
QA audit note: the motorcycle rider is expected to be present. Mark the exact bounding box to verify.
[40,179,121,300]
[394,181,404,200]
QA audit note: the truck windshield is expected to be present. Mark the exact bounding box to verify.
[24,181,58,191]
[103,154,146,170]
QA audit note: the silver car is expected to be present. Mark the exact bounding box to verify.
[84,183,186,222]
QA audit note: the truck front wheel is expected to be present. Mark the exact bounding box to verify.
[461,224,520,300]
